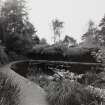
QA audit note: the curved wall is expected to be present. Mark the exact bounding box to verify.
[10,60,55,77]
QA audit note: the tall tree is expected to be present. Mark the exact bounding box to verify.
[52,19,64,43]
[0,0,35,53]
[98,15,105,46]
[81,20,98,47]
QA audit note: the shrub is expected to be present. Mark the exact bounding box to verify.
[0,72,21,105]
[27,44,97,62]
[94,48,105,64]
[33,44,49,54]
[46,79,100,105]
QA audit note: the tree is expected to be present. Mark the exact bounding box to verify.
[81,20,98,47]
[82,20,95,40]
[98,15,105,46]
[52,19,64,43]
[0,0,35,53]
[63,35,77,47]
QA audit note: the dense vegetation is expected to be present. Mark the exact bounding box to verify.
[1,0,105,105]
[27,44,97,62]
[0,72,20,105]
[25,62,105,105]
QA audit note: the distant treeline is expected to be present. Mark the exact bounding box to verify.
[27,44,98,62]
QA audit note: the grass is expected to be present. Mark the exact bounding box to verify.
[0,72,21,105]
[46,79,84,105]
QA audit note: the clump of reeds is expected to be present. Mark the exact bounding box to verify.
[0,72,21,105]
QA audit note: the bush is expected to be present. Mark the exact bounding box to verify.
[27,44,96,62]
[0,72,20,105]
[94,48,105,64]
[33,44,49,54]
[46,79,100,105]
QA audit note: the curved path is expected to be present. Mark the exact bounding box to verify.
[0,62,48,105]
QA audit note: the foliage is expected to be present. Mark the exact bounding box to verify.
[78,71,99,85]
[27,68,104,105]
[7,51,27,61]
[0,72,20,105]
[98,15,105,45]
[0,0,35,53]
[51,19,64,43]
[81,20,99,48]
[92,47,105,67]
[32,44,49,54]
[81,15,105,47]
[84,15,105,71]
[27,44,96,62]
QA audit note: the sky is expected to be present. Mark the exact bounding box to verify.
[27,0,105,44]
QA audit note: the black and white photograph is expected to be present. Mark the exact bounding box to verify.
[0,0,105,105]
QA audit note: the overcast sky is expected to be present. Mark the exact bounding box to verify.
[27,0,105,44]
